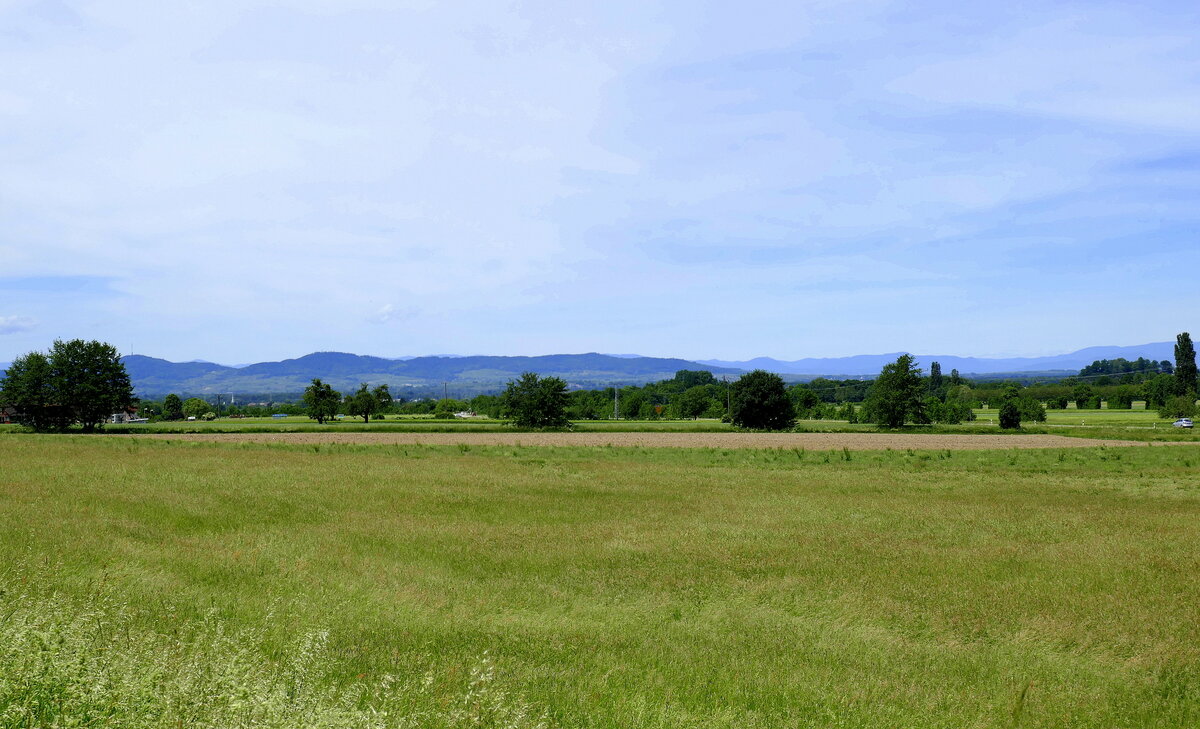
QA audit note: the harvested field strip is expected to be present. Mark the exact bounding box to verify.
[120,431,1158,450]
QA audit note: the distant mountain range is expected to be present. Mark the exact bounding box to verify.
[695,342,1175,377]
[118,352,745,396]
[0,341,1178,397]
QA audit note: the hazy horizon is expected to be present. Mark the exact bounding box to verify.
[3,1,1197,363]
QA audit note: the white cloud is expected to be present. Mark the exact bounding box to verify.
[0,316,36,335]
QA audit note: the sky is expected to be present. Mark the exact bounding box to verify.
[2,0,1199,364]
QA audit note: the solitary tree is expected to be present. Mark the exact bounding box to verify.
[729,370,795,430]
[163,393,184,421]
[1174,332,1197,397]
[502,372,569,428]
[998,400,1021,429]
[864,354,925,428]
[302,378,341,424]
[0,339,134,432]
[182,397,209,419]
[346,383,392,423]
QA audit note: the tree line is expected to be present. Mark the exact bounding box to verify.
[5,333,1196,431]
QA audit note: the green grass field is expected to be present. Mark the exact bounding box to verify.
[6,407,1196,443]
[2,434,1198,727]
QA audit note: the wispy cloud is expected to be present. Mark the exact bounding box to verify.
[0,316,35,335]
[1,1,1197,361]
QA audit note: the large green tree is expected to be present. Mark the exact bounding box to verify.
[677,385,713,420]
[302,378,341,424]
[0,339,134,432]
[863,354,925,428]
[0,351,61,431]
[182,398,209,419]
[502,372,569,428]
[1174,332,1197,397]
[162,393,184,421]
[729,370,795,430]
[346,383,392,423]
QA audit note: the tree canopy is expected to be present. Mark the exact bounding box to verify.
[182,398,209,419]
[346,383,392,423]
[729,370,795,431]
[1174,332,1197,397]
[502,372,569,429]
[162,393,184,421]
[302,378,341,424]
[863,354,925,428]
[0,339,134,432]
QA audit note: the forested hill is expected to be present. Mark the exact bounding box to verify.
[120,352,746,396]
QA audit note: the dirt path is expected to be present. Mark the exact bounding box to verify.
[121,432,1167,450]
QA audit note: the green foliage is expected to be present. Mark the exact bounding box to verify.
[502,372,570,429]
[1174,332,1197,396]
[302,378,341,424]
[1017,397,1047,422]
[729,370,795,431]
[0,340,134,432]
[1158,395,1197,419]
[470,394,504,419]
[433,398,470,418]
[1107,388,1135,410]
[181,397,209,419]
[926,395,974,424]
[1072,383,1095,410]
[677,385,712,419]
[346,383,393,423]
[787,384,822,417]
[928,361,944,396]
[0,351,60,431]
[864,354,926,428]
[998,400,1021,429]
[1144,374,1176,408]
[1080,357,1170,382]
[837,401,859,423]
[162,393,184,421]
[672,369,717,389]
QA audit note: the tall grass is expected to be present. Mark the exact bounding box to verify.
[2,435,1198,727]
[0,564,551,728]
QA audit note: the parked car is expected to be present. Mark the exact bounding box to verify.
[1173,418,1193,428]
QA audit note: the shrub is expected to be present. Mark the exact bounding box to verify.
[1017,397,1046,422]
[998,400,1021,429]
[1159,396,1197,419]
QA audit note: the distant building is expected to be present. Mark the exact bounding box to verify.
[110,405,146,424]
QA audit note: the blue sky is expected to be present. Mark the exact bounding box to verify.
[2,0,1198,364]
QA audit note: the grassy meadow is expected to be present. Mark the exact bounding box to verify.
[2,434,1199,727]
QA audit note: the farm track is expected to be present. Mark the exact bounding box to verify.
[120,432,1178,450]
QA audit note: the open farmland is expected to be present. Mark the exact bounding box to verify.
[122,430,1163,450]
[2,434,1199,728]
